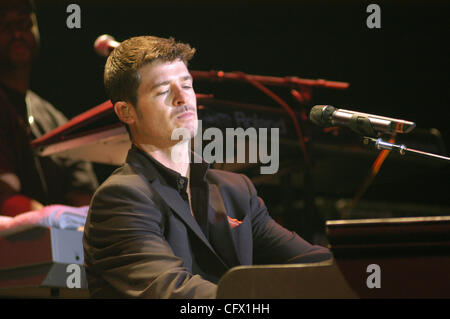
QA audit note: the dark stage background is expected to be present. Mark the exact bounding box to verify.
[28,0,450,237]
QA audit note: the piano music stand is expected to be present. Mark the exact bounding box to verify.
[216,260,357,299]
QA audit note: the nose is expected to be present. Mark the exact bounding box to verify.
[13,29,24,39]
[12,26,30,41]
[172,85,188,107]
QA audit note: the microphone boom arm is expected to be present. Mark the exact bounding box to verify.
[190,70,350,90]
[364,137,450,162]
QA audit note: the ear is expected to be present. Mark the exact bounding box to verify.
[114,101,136,125]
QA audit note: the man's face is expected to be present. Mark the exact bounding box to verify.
[0,9,39,68]
[130,59,198,148]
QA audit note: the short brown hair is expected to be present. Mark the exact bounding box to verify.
[104,35,196,106]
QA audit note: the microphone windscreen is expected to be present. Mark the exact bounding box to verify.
[310,105,335,127]
[94,34,118,57]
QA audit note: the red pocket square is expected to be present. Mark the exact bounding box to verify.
[227,216,243,229]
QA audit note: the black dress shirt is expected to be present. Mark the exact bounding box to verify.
[133,146,210,238]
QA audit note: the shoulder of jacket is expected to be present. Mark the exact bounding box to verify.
[95,164,150,195]
[207,168,245,182]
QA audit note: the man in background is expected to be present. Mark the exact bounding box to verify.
[0,0,98,216]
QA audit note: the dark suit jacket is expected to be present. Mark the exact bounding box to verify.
[83,147,331,298]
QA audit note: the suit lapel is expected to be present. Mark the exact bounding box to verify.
[151,175,234,272]
[208,184,241,267]
[151,178,210,244]
[126,146,234,269]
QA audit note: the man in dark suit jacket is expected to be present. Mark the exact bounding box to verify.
[83,35,332,299]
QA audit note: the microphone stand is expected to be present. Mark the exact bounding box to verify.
[291,88,329,246]
[364,137,450,162]
[344,114,450,163]
[334,114,448,218]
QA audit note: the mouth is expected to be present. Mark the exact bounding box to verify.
[9,42,30,54]
[176,111,196,120]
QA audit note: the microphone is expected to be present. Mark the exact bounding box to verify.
[94,34,120,57]
[310,105,416,135]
